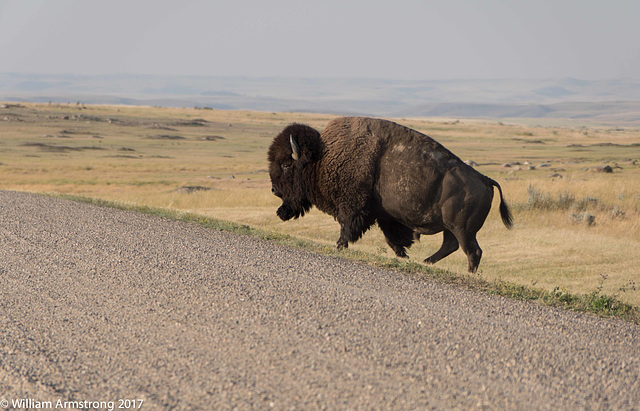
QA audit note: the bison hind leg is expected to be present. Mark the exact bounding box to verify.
[459,235,482,274]
[377,216,414,258]
[439,229,483,273]
[424,229,459,265]
[426,229,483,273]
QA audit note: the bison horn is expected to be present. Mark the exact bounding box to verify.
[290,135,300,161]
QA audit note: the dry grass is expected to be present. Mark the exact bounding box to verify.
[1,102,639,308]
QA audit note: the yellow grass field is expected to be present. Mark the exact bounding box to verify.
[1,102,639,307]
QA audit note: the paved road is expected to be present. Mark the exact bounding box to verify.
[0,191,638,410]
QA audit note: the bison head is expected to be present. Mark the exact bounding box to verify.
[267,123,322,221]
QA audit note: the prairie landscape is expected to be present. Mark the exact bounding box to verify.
[1,102,638,308]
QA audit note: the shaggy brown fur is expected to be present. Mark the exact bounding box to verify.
[267,117,513,273]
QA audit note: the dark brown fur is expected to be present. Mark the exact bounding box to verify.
[268,117,513,273]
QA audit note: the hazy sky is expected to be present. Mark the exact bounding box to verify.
[1,0,639,80]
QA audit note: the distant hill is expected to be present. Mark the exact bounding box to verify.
[2,73,640,125]
[398,101,640,125]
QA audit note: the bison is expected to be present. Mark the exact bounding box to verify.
[267,117,513,273]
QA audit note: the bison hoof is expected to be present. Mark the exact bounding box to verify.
[395,250,408,258]
[336,241,348,251]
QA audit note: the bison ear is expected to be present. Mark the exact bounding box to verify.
[290,135,300,161]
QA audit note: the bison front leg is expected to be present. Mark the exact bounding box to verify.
[336,208,374,251]
[336,220,354,251]
[336,220,355,251]
[336,235,349,250]
[377,215,414,258]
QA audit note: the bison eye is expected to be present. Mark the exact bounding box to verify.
[281,163,292,171]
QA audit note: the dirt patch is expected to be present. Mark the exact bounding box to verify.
[146,135,186,140]
[200,136,226,141]
[176,185,212,193]
[22,143,106,153]
[148,124,178,131]
[172,119,209,127]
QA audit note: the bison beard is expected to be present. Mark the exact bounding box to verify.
[276,199,312,221]
[267,117,513,273]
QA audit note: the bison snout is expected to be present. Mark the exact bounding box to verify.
[277,204,295,221]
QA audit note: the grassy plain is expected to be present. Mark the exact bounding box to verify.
[1,102,639,308]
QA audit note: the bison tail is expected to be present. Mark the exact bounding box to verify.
[491,179,513,229]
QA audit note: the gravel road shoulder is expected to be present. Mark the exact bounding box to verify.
[0,191,638,409]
